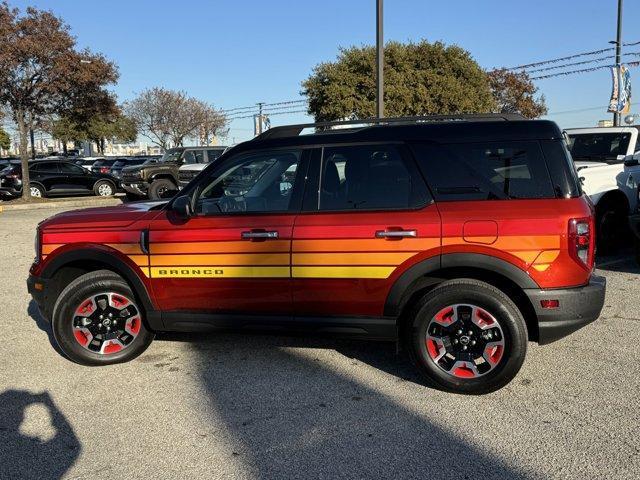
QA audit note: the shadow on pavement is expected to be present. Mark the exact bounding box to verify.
[0,390,80,480]
[158,332,530,479]
[28,300,64,356]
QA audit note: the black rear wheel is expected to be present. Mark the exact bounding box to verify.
[405,279,527,394]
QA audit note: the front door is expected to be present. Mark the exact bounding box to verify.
[292,143,441,318]
[147,148,307,317]
[57,162,92,192]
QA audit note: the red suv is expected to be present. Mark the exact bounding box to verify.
[28,116,605,394]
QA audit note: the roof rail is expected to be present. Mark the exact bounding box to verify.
[254,113,526,140]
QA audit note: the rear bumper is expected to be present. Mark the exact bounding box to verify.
[524,275,606,345]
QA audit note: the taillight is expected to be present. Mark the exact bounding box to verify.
[6,174,20,179]
[568,217,595,270]
[100,167,109,173]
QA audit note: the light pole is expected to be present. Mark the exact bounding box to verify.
[613,0,623,126]
[376,0,384,119]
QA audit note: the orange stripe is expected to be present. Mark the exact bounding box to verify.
[443,235,560,250]
[150,240,290,254]
[42,244,64,255]
[128,255,149,267]
[292,252,416,266]
[109,243,144,255]
[293,238,439,252]
[150,253,289,266]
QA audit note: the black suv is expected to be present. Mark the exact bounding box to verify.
[0,160,118,198]
[120,146,226,200]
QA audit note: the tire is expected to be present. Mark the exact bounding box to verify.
[93,180,115,197]
[596,200,629,255]
[29,184,45,198]
[51,270,154,366]
[148,179,176,200]
[404,279,528,395]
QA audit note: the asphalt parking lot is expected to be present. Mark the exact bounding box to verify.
[1,206,639,480]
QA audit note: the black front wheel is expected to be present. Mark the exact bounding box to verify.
[405,279,528,394]
[51,270,154,365]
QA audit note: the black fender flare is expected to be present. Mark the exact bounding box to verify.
[40,247,161,328]
[384,253,539,317]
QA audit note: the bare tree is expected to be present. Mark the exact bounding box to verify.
[126,88,227,150]
[0,3,118,199]
[199,104,227,145]
[125,87,175,150]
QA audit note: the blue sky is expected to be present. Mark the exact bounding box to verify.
[10,0,640,143]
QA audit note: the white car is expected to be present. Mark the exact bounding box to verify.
[178,162,209,189]
[565,126,640,252]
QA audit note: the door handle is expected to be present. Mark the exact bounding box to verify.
[375,229,417,239]
[241,230,279,240]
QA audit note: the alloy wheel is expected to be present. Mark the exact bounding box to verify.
[98,183,113,196]
[72,292,142,355]
[30,186,42,197]
[425,304,505,378]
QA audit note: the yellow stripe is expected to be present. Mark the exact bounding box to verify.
[149,266,290,278]
[292,266,395,279]
[150,253,289,267]
[532,264,551,272]
[139,267,150,277]
[292,252,415,266]
[534,250,560,264]
[42,244,65,255]
[510,250,542,264]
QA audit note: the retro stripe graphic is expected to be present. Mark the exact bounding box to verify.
[40,234,562,279]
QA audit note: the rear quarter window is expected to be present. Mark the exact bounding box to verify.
[411,141,556,201]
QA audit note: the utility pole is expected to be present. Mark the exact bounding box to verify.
[376,0,384,119]
[613,0,623,126]
[254,102,265,136]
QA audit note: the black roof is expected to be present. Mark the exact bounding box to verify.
[229,117,562,156]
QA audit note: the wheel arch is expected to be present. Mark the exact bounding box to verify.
[595,188,630,214]
[386,253,540,341]
[39,248,161,330]
[149,174,176,184]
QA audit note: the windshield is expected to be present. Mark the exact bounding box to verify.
[160,149,184,163]
[567,132,631,161]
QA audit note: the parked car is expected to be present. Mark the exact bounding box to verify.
[110,157,152,179]
[0,161,24,198]
[121,146,227,200]
[177,148,227,188]
[91,158,119,175]
[565,126,640,252]
[1,159,118,198]
[27,116,605,394]
[75,157,105,172]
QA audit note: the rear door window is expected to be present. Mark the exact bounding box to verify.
[315,144,429,211]
[411,141,555,201]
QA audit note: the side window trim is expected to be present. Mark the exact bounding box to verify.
[189,148,310,217]
[302,143,431,213]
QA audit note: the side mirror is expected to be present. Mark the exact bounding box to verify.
[170,195,193,219]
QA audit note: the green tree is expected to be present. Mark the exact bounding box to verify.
[488,69,547,118]
[302,40,497,121]
[0,3,118,199]
[51,111,137,154]
[0,127,10,151]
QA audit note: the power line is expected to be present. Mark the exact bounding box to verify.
[523,51,640,73]
[219,99,307,115]
[501,47,615,71]
[530,61,639,80]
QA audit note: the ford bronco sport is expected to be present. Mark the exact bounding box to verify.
[28,115,605,394]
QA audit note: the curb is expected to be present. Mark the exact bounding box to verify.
[0,196,123,212]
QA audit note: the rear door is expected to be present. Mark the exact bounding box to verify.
[58,162,91,191]
[146,148,309,317]
[292,143,441,318]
